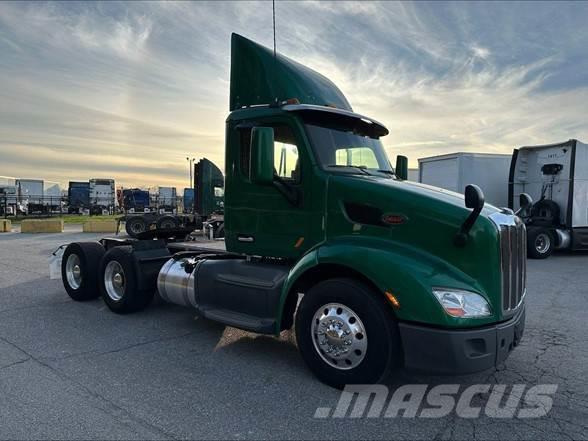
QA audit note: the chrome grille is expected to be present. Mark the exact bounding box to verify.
[490,212,527,313]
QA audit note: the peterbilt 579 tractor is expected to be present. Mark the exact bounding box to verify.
[55,34,528,388]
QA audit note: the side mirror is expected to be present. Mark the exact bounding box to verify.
[250,127,274,185]
[465,184,485,210]
[515,193,533,216]
[395,155,408,180]
[454,184,485,247]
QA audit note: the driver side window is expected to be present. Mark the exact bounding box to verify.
[238,123,301,183]
[273,125,300,182]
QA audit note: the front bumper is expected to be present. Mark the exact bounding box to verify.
[399,305,525,375]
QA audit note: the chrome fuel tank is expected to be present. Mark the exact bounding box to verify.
[157,258,198,308]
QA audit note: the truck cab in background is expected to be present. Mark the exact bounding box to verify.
[59,34,527,388]
[121,158,225,238]
[509,139,588,258]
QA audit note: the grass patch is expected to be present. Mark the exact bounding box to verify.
[9,214,121,225]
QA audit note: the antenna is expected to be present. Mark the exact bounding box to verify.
[272,0,276,58]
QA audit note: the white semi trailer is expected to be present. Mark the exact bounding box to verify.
[509,139,588,258]
[418,153,512,208]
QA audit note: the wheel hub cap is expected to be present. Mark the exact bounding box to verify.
[104,261,125,301]
[311,303,367,370]
[536,234,550,253]
[65,254,82,289]
[113,273,123,288]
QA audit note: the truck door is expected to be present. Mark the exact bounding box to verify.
[225,117,312,258]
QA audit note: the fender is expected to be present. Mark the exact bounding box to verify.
[275,235,499,333]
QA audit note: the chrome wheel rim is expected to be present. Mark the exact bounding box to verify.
[535,233,551,253]
[311,303,367,370]
[65,254,82,289]
[104,261,125,301]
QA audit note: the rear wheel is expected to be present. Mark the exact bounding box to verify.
[527,227,554,259]
[99,246,154,314]
[295,278,401,389]
[61,242,105,301]
[156,215,178,230]
[125,216,147,237]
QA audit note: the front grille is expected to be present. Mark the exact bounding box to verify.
[496,216,527,313]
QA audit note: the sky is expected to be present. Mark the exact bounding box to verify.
[1,1,587,190]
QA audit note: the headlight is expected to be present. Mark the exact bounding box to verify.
[432,288,492,318]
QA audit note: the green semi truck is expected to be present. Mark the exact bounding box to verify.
[57,34,527,388]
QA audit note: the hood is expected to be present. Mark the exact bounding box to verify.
[229,33,352,111]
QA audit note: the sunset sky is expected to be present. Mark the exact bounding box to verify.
[1,1,587,190]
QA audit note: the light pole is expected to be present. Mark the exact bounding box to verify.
[186,157,195,188]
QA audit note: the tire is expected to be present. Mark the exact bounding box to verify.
[295,278,401,389]
[156,215,178,230]
[527,227,554,259]
[125,216,147,238]
[61,242,105,301]
[99,246,154,314]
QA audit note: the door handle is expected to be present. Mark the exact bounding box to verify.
[237,235,255,243]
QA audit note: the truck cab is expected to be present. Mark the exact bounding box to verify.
[58,34,527,388]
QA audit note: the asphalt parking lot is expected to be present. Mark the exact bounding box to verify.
[0,230,587,440]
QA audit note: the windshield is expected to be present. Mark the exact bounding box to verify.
[305,124,393,174]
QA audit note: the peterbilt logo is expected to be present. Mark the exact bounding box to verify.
[381,213,408,225]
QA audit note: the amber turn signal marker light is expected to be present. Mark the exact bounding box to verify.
[385,291,400,309]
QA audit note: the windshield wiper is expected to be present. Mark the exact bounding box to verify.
[324,164,371,175]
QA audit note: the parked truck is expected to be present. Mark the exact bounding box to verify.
[89,178,116,215]
[122,158,224,238]
[121,188,151,213]
[509,139,588,258]
[419,153,512,208]
[68,181,90,214]
[56,34,527,388]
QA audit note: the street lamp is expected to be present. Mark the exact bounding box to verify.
[186,157,196,188]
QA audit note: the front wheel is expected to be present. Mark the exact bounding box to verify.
[295,278,401,389]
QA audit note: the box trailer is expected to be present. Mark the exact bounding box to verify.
[509,139,588,258]
[44,180,62,211]
[16,179,43,204]
[407,168,419,182]
[418,153,512,208]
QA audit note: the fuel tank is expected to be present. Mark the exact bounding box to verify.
[157,257,198,308]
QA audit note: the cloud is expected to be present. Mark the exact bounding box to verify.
[0,0,587,188]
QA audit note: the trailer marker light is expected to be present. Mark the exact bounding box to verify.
[385,291,400,309]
